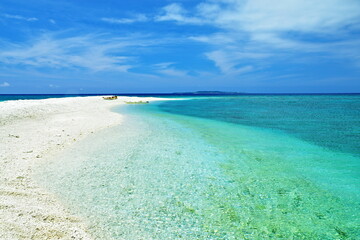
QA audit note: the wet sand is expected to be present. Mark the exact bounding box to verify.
[0,96,159,239]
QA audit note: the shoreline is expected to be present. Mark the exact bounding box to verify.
[0,96,162,239]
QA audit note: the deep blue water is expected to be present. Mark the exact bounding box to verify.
[0,93,237,102]
[0,94,91,102]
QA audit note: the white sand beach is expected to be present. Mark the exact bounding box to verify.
[0,96,158,239]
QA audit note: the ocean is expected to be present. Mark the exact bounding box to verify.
[0,94,88,102]
[35,95,360,239]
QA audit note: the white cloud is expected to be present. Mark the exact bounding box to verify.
[189,33,235,45]
[3,14,38,22]
[153,62,175,69]
[156,3,204,24]
[158,68,188,77]
[163,0,360,34]
[233,0,360,33]
[49,84,59,88]
[102,14,149,24]
[0,33,153,72]
[206,50,233,73]
[0,82,10,87]
[160,0,360,72]
[206,50,255,74]
[49,19,56,24]
[153,62,189,77]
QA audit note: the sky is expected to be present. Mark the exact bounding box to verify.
[0,0,359,93]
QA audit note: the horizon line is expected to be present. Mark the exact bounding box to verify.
[1,92,360,95]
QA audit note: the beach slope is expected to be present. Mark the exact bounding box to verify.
[0,96,127,239]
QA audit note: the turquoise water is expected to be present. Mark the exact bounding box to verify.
[36,95,360,239]
[159,95,360,157]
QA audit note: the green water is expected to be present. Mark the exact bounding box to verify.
[36,96,360,239]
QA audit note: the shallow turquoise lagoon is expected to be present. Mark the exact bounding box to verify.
[36,95,360,239]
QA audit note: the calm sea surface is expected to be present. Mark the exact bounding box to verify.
[36,95,360,239]
[0,94,86,101]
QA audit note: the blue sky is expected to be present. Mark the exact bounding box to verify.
[0,0,359,93]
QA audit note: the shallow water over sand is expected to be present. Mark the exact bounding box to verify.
[36,96,360,239]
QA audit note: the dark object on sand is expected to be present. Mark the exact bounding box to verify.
[103,96,118,100]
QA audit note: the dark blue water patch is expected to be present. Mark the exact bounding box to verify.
[0,94,178,102]
[0,94,92,102]
[158,95,360,157]
[0,93,221,102]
